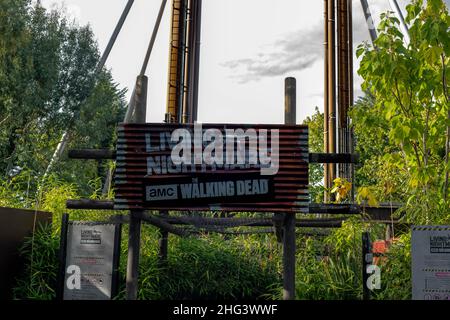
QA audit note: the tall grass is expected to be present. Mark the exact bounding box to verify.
[13,224,59,300]
[8,174,414,300]
[13,223,280,300]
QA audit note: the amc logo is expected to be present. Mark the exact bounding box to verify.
[146,184,178,201]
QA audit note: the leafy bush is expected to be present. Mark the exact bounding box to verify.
[372,233,412,300]
[265,218,387,300]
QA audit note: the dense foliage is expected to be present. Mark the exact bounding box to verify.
[3,0,450,301]
[13,218,280,300]
[0,0,126,196]
[302,107,325,202]
[354,0,450,223]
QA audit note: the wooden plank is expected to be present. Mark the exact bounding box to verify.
[309,152,359,164]
[66,199,114,210]
[68,149,116,160]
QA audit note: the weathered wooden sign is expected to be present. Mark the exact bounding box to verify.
[114,123,309,212]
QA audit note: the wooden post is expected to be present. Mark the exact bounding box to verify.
[126,75,147,300]
[362,231,371,300]
[283,77,297,300]
[56,213,69,301]
[158,210,169,264]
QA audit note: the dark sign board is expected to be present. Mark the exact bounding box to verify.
[114,123,309,213]
[0,207,52,299]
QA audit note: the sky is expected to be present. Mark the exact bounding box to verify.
[38,0,449,124]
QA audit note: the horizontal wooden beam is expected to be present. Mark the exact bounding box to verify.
[308,203,360,214]
[66,199,114,210]
[66,200,402,223]
[157,216,344,228]
[68,149,116,160]
[141,213,191,237]
[159,216,346,224]
[109,214,191,237]
[309,153,359,164]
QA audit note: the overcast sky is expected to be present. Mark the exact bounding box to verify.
[39,0,449,124]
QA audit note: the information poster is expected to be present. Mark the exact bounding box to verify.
[412,226,450,300]
[63,222,119,300]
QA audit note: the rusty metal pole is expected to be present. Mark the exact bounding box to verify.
[160,0,196,264]
[348,0,354,111]
[191,0,202,123]
[181,0,193,124]
[177,0,188,123]
[327,0,337,191]
[283,77,297,300]
[166,0,183,123]
[140,0,168,76]
[126,75,147,300]
[348,0,355,201]
[97,0,135,74]
[337,0,350,179]
[324,0,330,202]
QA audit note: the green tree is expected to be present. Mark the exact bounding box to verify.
[0,1,126,198]
[356,0,450,223]
[350,94,407,202]
[303,107,325,202]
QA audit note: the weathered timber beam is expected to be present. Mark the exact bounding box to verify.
[66,199,114,210]
[362,203,403,221]
[309,203,360,214]
[309,153,359,164]
[297,221,342,228]
[141,214,191,237]
[157,216,347,225]
[297,230,331,237]
[109,213,191,237]
[66,200,403,223]
[198,228,275,235]
[66,200,361,214]
[308,202,402,218]
[68,149,116,160]
[157,216,344,228]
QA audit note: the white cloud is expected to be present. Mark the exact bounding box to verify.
[221,25,323,83]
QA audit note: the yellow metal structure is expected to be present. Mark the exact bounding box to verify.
[166,0,183,123]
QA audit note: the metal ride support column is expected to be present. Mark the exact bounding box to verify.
[166,0,184,123]
[327,0,337,198]
[283,77,297,300]
[324,0,331,202]
[337,0,352,182]
[126,75,148,300]
[348,0,355,201]
[160,0,202,262]
[187,0,202,123]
